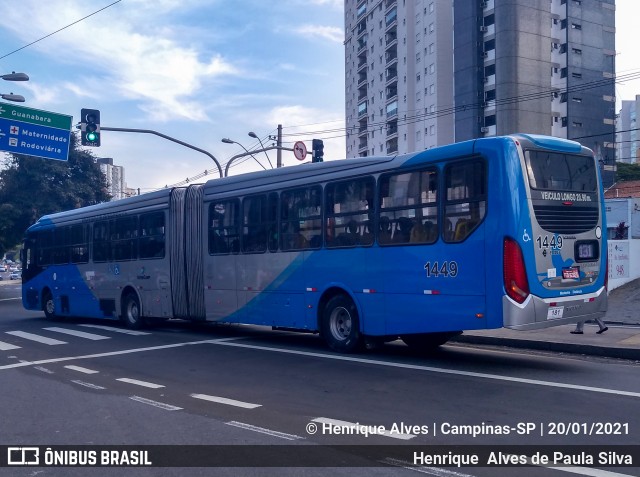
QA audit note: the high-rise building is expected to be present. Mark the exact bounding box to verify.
[344,0,616,184]
[96,157,126,201]
[617,97,639,165]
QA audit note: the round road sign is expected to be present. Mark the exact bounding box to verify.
[293,141,307,161]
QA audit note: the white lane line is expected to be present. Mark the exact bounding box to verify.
[44,327,110,341]
[0,297,21,302]
[78,324,150,336]
[64,365,99,374]
[191,393,261,409]
[212,341,640,399]
[34,366,54,374]
[71,380,106,390]
[129,396,182,411]
[312,417,415,441]
[544,466,638,477]
[0,340,20,351]
[117,378,165,389]
[226,421,304,440]
[5,331,67,345]
[0,337,244,371]
[383,458,477,476]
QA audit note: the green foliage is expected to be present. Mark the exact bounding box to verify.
[616,162,640,182]
[0,133,111,255]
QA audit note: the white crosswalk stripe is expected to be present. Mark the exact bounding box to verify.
[0,340,21,351]
[78,324,150,336]
[44,327,110,341]
[5,331,67,345]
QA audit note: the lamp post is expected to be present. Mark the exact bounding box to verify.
[2,71,29,102]
[248,131,274,169]
[221,138,267,171]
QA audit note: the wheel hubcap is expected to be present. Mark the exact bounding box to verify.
[329,306,352,341]
[45,299,54,314]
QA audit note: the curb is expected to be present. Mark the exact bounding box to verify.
[451,334,640,361]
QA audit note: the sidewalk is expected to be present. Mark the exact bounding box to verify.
[454,279,640,360]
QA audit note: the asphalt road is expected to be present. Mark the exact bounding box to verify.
[1,288,639,477]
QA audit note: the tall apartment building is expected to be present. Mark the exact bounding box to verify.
[344,0,616,184]
[96,157,126,201]
[617,97,639,164]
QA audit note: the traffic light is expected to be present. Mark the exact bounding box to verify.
[312,139,324,163]
[81,108,100,147]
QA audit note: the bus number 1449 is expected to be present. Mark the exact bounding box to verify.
[424,261,459,278]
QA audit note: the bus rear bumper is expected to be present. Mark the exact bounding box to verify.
[502,286,607,331]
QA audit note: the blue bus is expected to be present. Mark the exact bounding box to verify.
[21,134,607,352]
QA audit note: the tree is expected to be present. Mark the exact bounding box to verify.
[0,133,111,255]
[615,162,640,182]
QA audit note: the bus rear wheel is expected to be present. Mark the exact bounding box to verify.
[122,293,144,329]
[401,331,460,352]
[321,294,362,353]
[42,290,55,320]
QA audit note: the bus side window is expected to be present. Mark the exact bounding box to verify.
[444,160,487,243]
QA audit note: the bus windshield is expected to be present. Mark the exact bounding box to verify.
[525,151,597,192]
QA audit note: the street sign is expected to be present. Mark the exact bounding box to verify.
[293,141,307,161]
[0,102,72,161]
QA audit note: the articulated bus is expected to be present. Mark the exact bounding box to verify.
[21,134,607,352]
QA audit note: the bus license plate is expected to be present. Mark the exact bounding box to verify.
[547,306,564,320]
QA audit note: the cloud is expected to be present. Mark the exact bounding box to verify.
[292,25,344,43]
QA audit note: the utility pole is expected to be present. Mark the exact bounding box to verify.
[276,124,283,168]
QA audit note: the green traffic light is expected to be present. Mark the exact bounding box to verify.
[86,132,97,142]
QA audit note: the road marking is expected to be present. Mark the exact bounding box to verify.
[226,421,303,440]
[34,366,54,374]
[5,331,67,345]
[44,327,110,341]
[129,395,182,411]
[64,365,99,374]
[78,324,150,336]
[312,417,415,440]
[191,393,261,409]
[0,340,20,351]
[383,458,477,476]
[544,467,637,477]
[71,380,106,390]
[211,341,640,399]
[0,337,244,371]
[0,297,21,302]
[117,378,164,389]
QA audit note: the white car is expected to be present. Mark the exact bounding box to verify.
[0,265,6,272]
[9,271,21,280]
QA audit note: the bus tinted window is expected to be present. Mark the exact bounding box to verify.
[111,216,138,261]
[267,193,278,252]
[281,186,322,250]
[69,224,89,264]
[209,200,240,255]
[93,221,110,262]
[379,169,438,245]
[444,160,486,242]
[525,151,597,192]
[139,212,165,259]
[242,195,268,253]
[325,177,374,247]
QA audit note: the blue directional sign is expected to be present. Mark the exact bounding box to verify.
[0,102,72,161]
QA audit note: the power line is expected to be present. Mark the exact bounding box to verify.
[0,0,123,60]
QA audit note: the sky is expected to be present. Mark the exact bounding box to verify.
[0,0,639,193]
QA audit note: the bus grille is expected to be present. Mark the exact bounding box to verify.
[533,204,599,234]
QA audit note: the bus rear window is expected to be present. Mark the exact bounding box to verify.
[525,151,597,192]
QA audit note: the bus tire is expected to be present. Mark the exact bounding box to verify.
[42,290,55,320]
[122,293,144,329]
[401,331,460,352]
[321,294,362,353]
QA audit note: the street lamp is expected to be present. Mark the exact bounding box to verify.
[2,71,29,102]
[221,138,267,171]
[1,93,25,102]
[248,131,274,169]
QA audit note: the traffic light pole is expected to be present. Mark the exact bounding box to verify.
[99,126,223,178]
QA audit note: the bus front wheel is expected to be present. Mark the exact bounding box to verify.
[42,291,55,320]
[321,294,362,353]
[122,293,144,329]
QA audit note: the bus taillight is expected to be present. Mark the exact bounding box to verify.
[503,237,530,304]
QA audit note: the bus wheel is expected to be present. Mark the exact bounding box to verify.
[122,293,144,329]
[42,291,55,320]
[401,331,460,352]
[321,294,362,353]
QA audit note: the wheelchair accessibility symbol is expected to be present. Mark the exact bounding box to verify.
[522,229,531,242]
